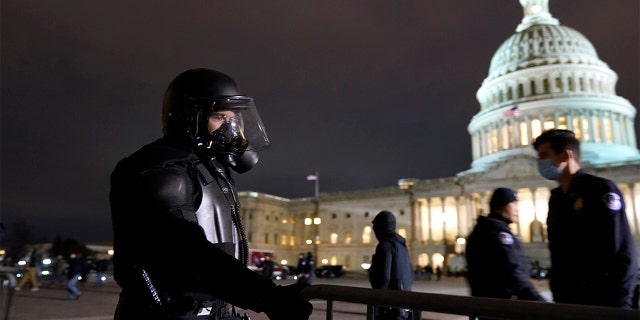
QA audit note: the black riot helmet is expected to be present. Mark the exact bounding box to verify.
[162,69,270,172]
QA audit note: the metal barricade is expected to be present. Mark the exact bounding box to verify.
[301,284,640,320]
[0,267,17,320]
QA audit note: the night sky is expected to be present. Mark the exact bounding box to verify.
[2,0,638,242]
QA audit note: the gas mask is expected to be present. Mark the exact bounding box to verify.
[209,116,248,166]
[192,96,270,172]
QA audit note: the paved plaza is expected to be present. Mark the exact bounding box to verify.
[8,274,551,320]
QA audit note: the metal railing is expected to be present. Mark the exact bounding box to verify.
[301,284,639,320]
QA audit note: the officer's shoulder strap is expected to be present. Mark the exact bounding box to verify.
[190,158,216,186]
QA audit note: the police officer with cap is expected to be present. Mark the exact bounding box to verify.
[534,129,638,308]
[466,188,545,304]
[110,68,312,319]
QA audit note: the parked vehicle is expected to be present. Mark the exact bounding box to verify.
[247,249,288,280]
[315,265,345,278]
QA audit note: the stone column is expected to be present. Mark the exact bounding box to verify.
[426,197,433,245]
[588,110,597,142]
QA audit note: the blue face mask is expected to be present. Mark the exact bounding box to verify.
[537,159,563,180]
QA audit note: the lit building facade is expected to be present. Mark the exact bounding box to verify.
[239,0,640,272]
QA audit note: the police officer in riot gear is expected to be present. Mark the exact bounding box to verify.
[110,68,312,319]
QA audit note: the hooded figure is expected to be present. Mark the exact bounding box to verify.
[369,211,413,320]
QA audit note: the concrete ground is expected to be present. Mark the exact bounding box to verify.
[7,274,551,320]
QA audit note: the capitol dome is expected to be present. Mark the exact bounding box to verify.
[465,0,640,173]
[486,24,605,84]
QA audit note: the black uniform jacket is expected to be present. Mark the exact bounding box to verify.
[547,170,638,308]
[369,233,413,291]
[466,213,543,300]
[110,138,277,314]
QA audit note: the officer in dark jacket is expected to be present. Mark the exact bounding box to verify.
[369,211,413,320]
[534,129,638,308]
[466,188,545,302]
[110,68,312,319]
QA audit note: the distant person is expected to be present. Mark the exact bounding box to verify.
[295,252,305,282]
[109,68,311,319]
[465,188,545,304]
[533,129,638,308]
[297,252,316,285]
[423,264,433,281]
[368,211,413,320]
[435,266,442,281]
[67,253,87,300]
[414,265,423,280]
[259,255,276,280]
[16,247,40,291]
[94,254,109,287]
[50,254,67,286]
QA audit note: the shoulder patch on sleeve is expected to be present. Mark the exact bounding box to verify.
[603,192,622,212]
[498,232,514,245]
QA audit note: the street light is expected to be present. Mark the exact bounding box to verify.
[455,236,466,254]
[398,178,419,264]
[308,172,321,261]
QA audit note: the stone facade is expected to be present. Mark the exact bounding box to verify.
[238,0,640,274]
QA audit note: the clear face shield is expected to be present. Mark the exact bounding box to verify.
[193,96,270,166]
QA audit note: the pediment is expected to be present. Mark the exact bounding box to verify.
[461,154,541,181]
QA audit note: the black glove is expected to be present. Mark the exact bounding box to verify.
[264,282,313,320]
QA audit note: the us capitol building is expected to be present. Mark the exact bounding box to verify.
[239,0,640,273]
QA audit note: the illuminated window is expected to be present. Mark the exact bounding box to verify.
[345,232,352,244]
[543,119,555,131]
[595,118,602,142]
[281,235,287,246]
[330,233,338,244]
[398,228,407,239]
[289,236,296,246]
[557,117,567,130]
[520,122,529,146]
[491,129,498,153]
[362,226,372,244]
[582,118,590,141]
[531,119,542,140]
[604,119,613,143]
[572,118,582,139]
[501,126,509,150]
[304,218,312,225]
